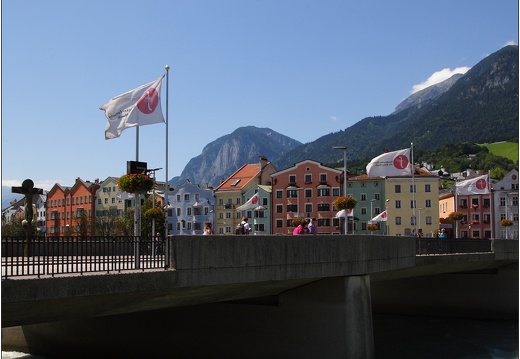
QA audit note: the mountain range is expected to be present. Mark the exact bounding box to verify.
[170,45,518,188]
[2,45,517,209]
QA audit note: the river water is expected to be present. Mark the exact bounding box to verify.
[3,314,518,358]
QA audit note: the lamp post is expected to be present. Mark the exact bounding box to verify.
[370,199,376,234]
[333,146,347,234]
[418,208,423,237]
[147,167,163,240]
[386,199,390,235]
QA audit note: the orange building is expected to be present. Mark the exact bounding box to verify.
[46,178,100,237]
[271,159,343,235]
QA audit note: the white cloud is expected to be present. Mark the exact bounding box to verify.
[329,115,339,121]
[504,40,517,46]
[411,67,471,94]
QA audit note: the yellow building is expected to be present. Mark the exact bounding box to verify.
[384,168,440,237]
[214,157,276,235]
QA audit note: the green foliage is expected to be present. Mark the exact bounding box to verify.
[490,167,508,180]
[415,142,516,175]
[483,142,519,164]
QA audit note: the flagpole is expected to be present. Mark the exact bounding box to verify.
[411,142,416,236]
[454,180,458,238]
[165,65,170,268]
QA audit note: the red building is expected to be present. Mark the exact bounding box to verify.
[271,160,343,234]
[46,178,100,236]
[456,192,493,239]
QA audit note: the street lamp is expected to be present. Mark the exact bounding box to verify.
[333,146,347,234]
[418,208,423,237]
[370,199,376,234]
[147,167,163,239]
[386,199,390,235]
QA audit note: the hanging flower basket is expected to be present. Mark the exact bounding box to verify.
[333,196,357,210]
[291,218,303,227]
[500,219,513,227]
[367,224,378,231]
[118,173,154,193]
[144,207,165,220]
[448,211,464,221]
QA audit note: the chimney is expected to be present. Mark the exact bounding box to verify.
[258,156,268,170]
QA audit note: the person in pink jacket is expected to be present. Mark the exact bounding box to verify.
[293,219,309,235]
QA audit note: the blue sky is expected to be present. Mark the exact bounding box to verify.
[1,0,518,196]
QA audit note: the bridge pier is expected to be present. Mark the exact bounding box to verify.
[14,276,374,359]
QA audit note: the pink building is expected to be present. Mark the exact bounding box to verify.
[271,160,343,235]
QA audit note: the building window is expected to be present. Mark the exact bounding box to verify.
[305,189,312,198]
[318,218,331,226]
[276,190,283,199]
[187,207,192,216]
[395,217,401,225]
[499,197,506,206]
[426,216,432,225]
[304,174,312,183]
[317,188,330,197]
[276,205,283,213]
[425,184,431,192]
[184,194,190,201]
[425,199,431,208]
[176,195,181,201]
[409,185,416,193]
[333,188,340,196]
[287,189,298,198]
[289,175,296,183]
[320,174,327,182]
[395,185,401,193]
[176,208,181,216]
[287,204,298,212]
[361,194,366,201]
[317,203,330,211]
[361,207,367,215]
[276,219,283,228]
[513,196,519,206]
[410,200,416,208]
[374,193,380,200]
[305,203,312,213]
[395,200,401,209]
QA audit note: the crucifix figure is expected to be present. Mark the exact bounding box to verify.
[12,179,43,256]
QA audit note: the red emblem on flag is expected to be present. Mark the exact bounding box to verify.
[252,195,258,204]
[476,179,487,190]
[393,155,409,170]
[137,87,159,114]
[381,211,387,219]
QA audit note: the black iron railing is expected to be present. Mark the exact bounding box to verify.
[1,236,167,279]
[416,238,493,255]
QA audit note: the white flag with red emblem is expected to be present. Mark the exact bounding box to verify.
[236,193,259,211]
[101,75,165,140]
[370,210,387,222]
[455,174,490,195]
[366,148,411,177]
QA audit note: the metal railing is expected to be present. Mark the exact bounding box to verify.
[1,236,167,279]
[416,238,493,255]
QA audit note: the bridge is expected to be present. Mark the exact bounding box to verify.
[2,235,518,358]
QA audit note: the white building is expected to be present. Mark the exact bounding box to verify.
[492,169,519,239]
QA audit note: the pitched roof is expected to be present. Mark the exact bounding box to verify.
[215,164,260,191]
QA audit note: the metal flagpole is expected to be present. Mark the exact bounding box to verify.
[134,111,140,268]
[165,65,170,268]
[411,142,416,236]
